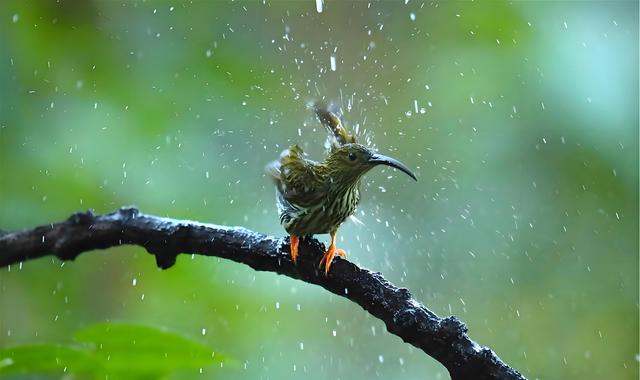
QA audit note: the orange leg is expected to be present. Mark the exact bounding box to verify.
[290,235,299,264]
[318,232,347,274]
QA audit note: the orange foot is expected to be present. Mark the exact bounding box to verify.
[318,232,347,275]
[290,235,299,264]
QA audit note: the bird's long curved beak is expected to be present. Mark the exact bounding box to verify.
[368,154,417,181]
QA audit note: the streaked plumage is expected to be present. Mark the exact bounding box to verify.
[266,101,416,274]
[266,144,366,236]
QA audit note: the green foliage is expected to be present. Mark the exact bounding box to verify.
[0,323,230,379]
[0,344,96,377]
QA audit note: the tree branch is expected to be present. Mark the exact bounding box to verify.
[0,207,526,380]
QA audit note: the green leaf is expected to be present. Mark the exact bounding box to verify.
[0,344,97,376]
[0,323,232,380]
[74,323,229,375]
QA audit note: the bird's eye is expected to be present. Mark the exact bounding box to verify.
[348,152,357,161]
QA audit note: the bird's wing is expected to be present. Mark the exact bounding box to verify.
[311,101,356,152]
[266,144,326,208]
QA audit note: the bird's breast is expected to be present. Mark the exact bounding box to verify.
[312,186,360,233]
[278,186,360,236]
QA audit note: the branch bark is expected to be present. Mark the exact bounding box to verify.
[0,207,526,380]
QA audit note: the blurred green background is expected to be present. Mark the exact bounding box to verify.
[0,1,638,379]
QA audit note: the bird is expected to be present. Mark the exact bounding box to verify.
[266,101,417,274]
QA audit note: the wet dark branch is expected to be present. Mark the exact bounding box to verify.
[0,207,526,380]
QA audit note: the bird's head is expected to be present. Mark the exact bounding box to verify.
[324,143,417,184]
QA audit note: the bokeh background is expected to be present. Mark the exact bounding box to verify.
[0,1,638,379]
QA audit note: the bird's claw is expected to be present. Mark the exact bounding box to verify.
[318,245,346,275]
[290,235,299,264]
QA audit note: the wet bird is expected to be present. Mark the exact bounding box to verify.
[266,102,417,274]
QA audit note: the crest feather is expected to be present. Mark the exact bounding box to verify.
[311,101,356,152]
